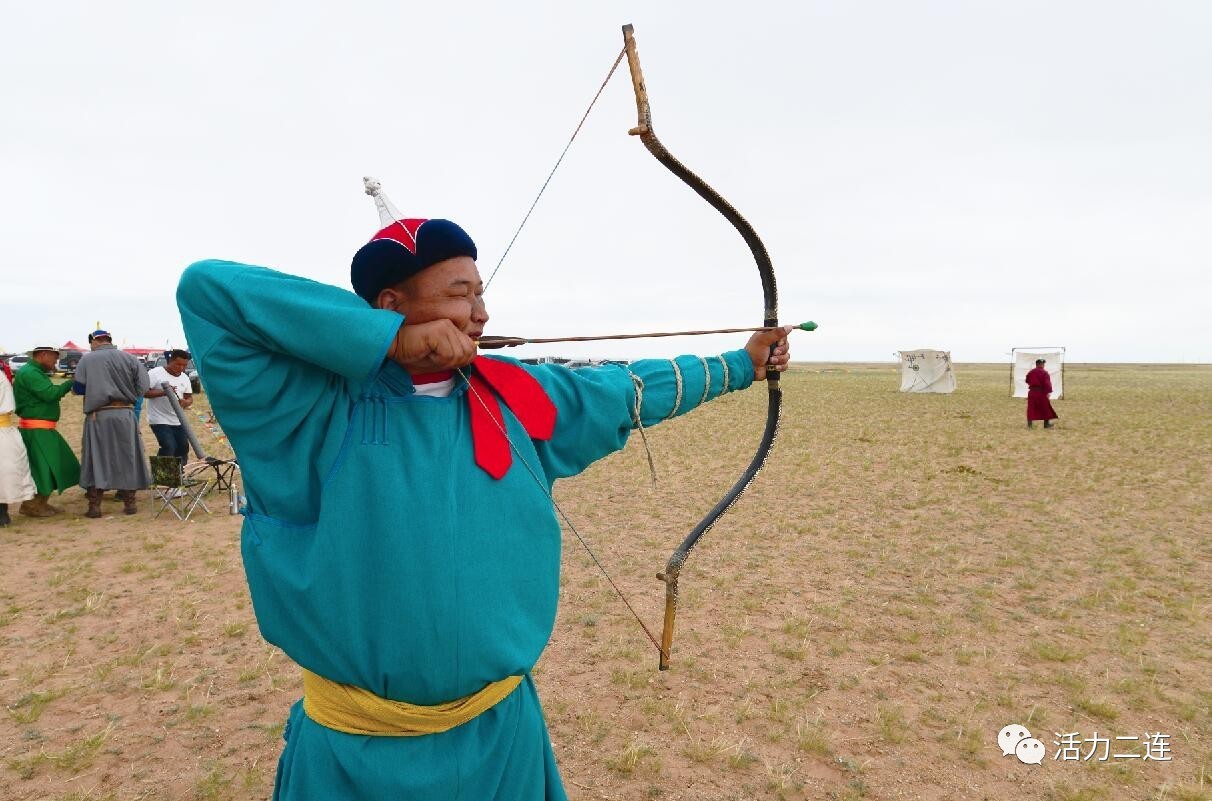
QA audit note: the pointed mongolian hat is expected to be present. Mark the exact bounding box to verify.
[350,177,478,304]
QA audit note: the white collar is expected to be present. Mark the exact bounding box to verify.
[412,377,456,398]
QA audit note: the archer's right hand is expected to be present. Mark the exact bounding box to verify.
[389,320,477,373]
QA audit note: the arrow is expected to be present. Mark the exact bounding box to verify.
[476,321,817,349]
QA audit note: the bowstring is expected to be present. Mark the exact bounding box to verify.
[483,47,627,292]
[474,46,665,657]
[457,367,665,657]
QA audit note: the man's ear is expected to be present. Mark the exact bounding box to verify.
[375,286,404,311]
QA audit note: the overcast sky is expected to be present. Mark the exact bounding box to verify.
[2,2,1208,362]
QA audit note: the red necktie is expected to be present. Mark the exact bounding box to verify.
[465,356,556,479]
[411,370,453,385]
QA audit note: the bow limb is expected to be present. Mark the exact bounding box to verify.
[621,24,782,670]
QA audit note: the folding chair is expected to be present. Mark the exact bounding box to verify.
[150,455,210,520]
[184,455,240,495]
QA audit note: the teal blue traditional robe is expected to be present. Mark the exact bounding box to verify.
[176,260,754,801]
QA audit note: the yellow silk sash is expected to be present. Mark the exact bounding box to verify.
[0,413,11,428]
[301,669,522,737]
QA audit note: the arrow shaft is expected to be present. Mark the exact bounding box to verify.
[479,325,787,349]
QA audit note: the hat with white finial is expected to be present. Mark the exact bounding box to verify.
[350,177,478,305]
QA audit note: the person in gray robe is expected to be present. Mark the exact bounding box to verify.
[73,330,152,517]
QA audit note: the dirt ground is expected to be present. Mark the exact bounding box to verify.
[1,363,1209,801]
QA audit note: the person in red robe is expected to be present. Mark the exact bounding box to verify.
[1026,358,1058,428]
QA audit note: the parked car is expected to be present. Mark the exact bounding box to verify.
[7,354,31,370]
[57,350,83,375]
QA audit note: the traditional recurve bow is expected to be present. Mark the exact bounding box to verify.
[459,23,786,671]
[618,24,782,669]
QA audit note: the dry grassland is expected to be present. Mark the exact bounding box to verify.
[1,363,1209,801]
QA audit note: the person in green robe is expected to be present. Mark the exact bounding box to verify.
[13,346,80,516]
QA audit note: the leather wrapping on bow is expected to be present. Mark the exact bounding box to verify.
[620,24,782,670]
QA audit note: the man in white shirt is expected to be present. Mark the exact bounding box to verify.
[144,349,194,465]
